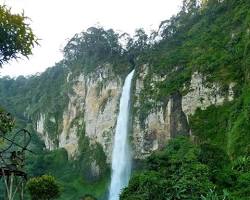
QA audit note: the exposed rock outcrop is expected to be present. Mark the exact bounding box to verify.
[132,93,189,159]
[36,65,122,162]
[35,65,235,162]
[182,72,235,119]
[36,114,56,150]
[84,69,122,161]
[132,67,234,159]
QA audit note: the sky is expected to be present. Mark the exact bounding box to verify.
[0,0,183,77]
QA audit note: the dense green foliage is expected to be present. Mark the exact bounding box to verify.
[122,1,250,198]
[0,4,37,135]
[189,82,250,157]
[25,147,108,200]
[0,5,37,66]
[134,0,250,124]
[146,0,249,81]
[80,194,97,200]
[19,109,108,200]
[27,175,61,200]
[0,25,145,199]
[1,0,250,199]
[63,26,131,76]
[0,63,69,143]
[0,107,14,134]
[121,137,250,200]
[121,137,214,200]
[0,26,126,199]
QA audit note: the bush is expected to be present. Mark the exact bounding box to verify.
[80,194,97,200]
[27,175,61,200]
[121,137,214,200]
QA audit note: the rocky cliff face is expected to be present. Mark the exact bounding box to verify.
[132,66,235,159]
[132,93,190,159]
[36,65,122,162]
[35,65,235,162]
[182,72,235,118]
[132,66,189,159]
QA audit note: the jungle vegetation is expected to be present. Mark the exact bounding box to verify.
[0,0,250,199]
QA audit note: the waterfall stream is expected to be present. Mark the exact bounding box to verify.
[108,70,135,200]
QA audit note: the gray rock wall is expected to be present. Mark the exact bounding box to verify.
[35,65,235,162]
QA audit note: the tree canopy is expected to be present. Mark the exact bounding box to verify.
[121,137,250,200]
[0,5,37,134]
[120,137,214,200]
[63,26,124,73]
[0,5,38,66]
[0,107,14,134]
[27,175,61,200]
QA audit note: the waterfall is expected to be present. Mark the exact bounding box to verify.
[108,69,135,200]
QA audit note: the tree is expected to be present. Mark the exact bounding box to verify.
[0,5,37,133]
[182,0,199,13]
[0,5,38,66]
[126,28,148,66]
[80,194,97,200]
[0,107,14,134]
[63,26,123,73]
[27,175,61,200]
[120,137,214,200]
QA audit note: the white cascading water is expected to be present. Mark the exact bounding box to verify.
[108,69,135,200]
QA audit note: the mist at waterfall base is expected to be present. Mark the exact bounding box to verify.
[108,70,135,200]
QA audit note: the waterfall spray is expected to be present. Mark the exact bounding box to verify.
[108,70,135,200]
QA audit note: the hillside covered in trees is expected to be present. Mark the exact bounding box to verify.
[0,0,250,199]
